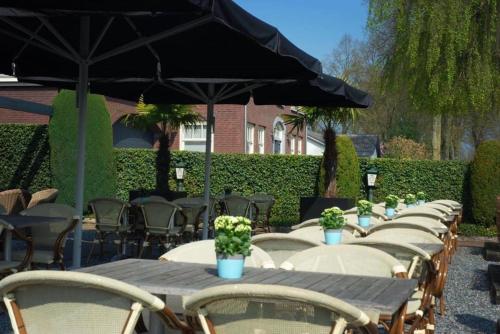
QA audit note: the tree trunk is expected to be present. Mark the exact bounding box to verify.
[323,128,338,198]
[156,133,171,193]
[432,114,442,160]
[441,114,451,160]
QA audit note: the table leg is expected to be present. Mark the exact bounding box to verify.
[389,301,407,334]
[149,314,165,334]
[4,230,12,261]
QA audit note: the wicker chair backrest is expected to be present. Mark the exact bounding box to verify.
[89,198,128,233]
[0,189,31,215]
[27,188,58,209]
[222,195,252,217]
[251,233,320,266]
[141,200,180,235]
[288,226,356,244]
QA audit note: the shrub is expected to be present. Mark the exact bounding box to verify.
[470,140,500,226]
[384,136,428,159]
[335,135,360,199]
[357,200,373,216]
[385,195,399,208]
[0,124,51,192]
[50,90,117,206]
[404,194,416,205]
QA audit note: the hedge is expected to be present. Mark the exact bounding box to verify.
[359,158,468,204]
[0,124,474,225]
[50,90,116,206]
[470,140,500,226]
[0,124,51,192]
[116,149,321,225]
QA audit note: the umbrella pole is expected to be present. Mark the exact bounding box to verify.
[72,16,90,268]
[202,84,215,240]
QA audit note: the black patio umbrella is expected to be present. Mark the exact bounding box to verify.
[0,0,322,267]
[38,75,372,242]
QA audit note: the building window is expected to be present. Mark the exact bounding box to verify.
[297,138,303,155]
[273,120,285,154]
[290,135,296,154]
[180,122,213,152]
[246,123,255,154]
[258,127,265,154]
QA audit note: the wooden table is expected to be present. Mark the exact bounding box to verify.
[79,259,417,334]
[0,215,67,261]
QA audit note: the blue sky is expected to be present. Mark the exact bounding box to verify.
[234,0,369,62]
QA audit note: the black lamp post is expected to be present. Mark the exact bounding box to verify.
[175,162,186,192]
[365,167,378,202]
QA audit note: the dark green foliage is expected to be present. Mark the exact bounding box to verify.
[0,124,51,192]
[359,158,468,205]
[470,140,500,226]
[49,90,116,206]
[335,136,360,199]
[458,223,497,237]
[116,149,321,225]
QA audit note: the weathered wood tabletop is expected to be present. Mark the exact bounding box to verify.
[0,214,66,228]
[78,259,417,316]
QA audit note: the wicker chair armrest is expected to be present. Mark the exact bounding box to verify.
[157,306,194,334]
[11,228,33,271]
[53,218,79,262]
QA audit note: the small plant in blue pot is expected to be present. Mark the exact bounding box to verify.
[385,194,399,218]
[357,200,373,228]
[416,191,426,205]
[404,194,417,208]
[319,207,346,245]
[214,215,252,279]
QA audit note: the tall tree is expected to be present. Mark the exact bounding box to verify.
[125,96,200,193]
[368,0,498,159]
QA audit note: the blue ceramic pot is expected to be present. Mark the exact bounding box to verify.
[417,200,425,206]
[358,215,371,228]
[385,208,395,218]
[324,229,342,245]
[406,204,416,208]
[217,254,245,279]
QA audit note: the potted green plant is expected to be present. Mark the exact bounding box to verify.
[319,207,346,245]
[416,191,426,205]
[214,215,252,279]
[357,200,373,227]
[404,194,417,208]
[385,194,399,218]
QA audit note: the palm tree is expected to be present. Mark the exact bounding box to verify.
[284,107,359,197]
[124,95,201,193]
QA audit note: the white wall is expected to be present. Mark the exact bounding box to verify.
[306,137,324,156]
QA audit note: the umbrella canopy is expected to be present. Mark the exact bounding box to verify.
[253,74,373,108]
[0,0,321,80]
[0,0,323,267]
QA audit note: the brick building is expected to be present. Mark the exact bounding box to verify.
[0,75,306,155]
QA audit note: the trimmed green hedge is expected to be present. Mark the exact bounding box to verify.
[50,90,116,206]
[116,149,321,225]
[0,124,51,192]
[0,124,474,225]
[470,140,500,226]
[359,158,468,204]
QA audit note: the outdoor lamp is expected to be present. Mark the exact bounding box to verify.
[175,162,186,192]
[365,167,378,201]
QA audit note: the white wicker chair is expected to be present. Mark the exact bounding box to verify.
[0,270,192,334]
[394,207,446,222]
[430,200,461,210]
[15,204,77,270]
[367,222,441,238]
[288,226,357,244]
[159,240,275,268]
[291,219,366,236]
[422,203,453,215]
[251,233,321,266]
[280,244,407,278]
[184,284,378,334]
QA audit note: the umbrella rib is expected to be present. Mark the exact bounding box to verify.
[89,14,213,65]
[0,17,77,62]
[38,16,81,61]
[0,26,76,63]
[88,17,115,60]
[213,83,229,101]
[161,81,207,103]
[12,23,43,62]
[123,16,160,62]
[190,83,208,101]
[217,82,267,103]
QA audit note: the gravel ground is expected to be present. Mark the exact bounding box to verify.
[435,247,499,334]
[0,244,498,333]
